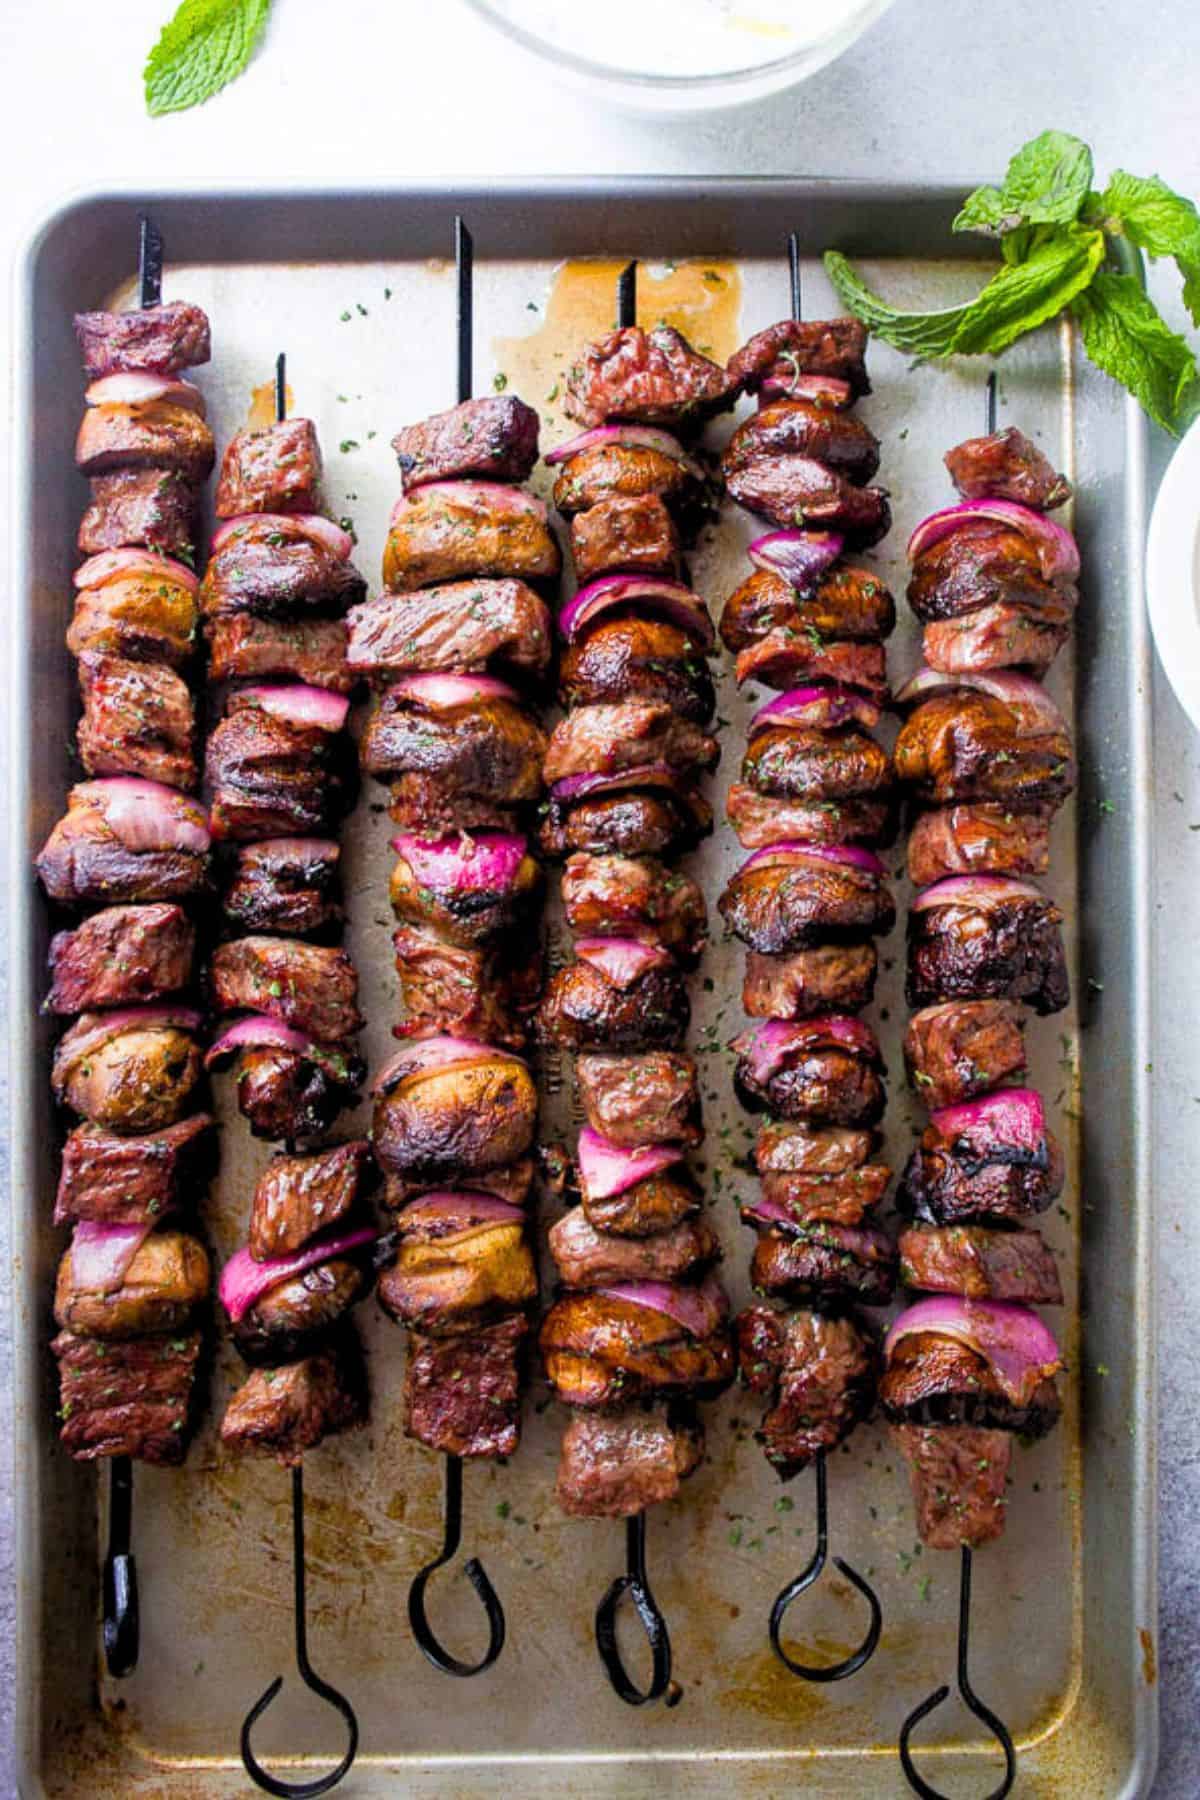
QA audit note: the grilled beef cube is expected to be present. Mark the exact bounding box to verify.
[55,1113,214,1227]
[377,1198,536,1335]
[54,1229,210,1339]
[46,903,194,1015]
[389,839,542,949]
[895,692,1075,811]
[563,853,706,957]
[536,956,689,1053]
[898,1224,1062,1304]
[36,781,210,906]
[68,565,199,668]
[907,887,1069,1014]
[373,1051,538,1184]
[221,1338,366,1466]
[734,632,889,697]
[565,325,735,430]
[552,442,702,515]
[76,402,215,483]
[741,724,892,811]
[207,615,353,693]
[901,1116,1065,1226]
[576,1051,701,1148]
[78,469,198,557]
[76,652,197,791]
[719,849,894,954]
[52,1012,203,1133]
[582,1169,701,1240]
[556,1407,704,1518]
[362,688,545,814]
[405,1314,528,1458]
[908,524,1077,625]
[891,1423,1012,1550]
[382,1156,535,1215]
[53,1328,202,1465]
[393,395,539,488]
[539,780,712,860]
[758,1163,891,1226]
[540,1290,735,1408]
[223,838,343,938]
[720,565,895,651]
[393,925,540,1048]
[881,1332,1061,1438]
[201,518,365,619]
[944,428,1071,511]
[725,457,890,545]
[543,700,718,784]
[908,804,1052,888]
[904,1000,1027,1109]
[560,614,714,723]
[207,707,352,842]
[75,302,211,378]
[727,785,892,851]
[215,419,323,516]
[750,1221,896,1306]
[346,579,552,681]
[383,485,561,592]
[724,399,880,485]
[549,1208,719,1289]
[727,317,870,398]
[737,1305,876,1478]
[249,1140,372,1259]
[235,1045,364,1144]
[210,936,362,1042]
[742,943,878,1021]
[732,1020,886,1127]
[234,1259,369,1366]
[569,493,680,581]
[923,599,1071,677]
[754,1120,877,1176]
[386,777,517,836]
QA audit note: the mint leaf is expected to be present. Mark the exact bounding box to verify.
[954,131,1093,237]
[1072,273,1200,435]
[145,0,271,116]
[822,253,964,356]
[1100,170,1200,327]
[954,185,1009,236]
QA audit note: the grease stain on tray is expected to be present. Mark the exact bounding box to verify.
[248,378,294,428]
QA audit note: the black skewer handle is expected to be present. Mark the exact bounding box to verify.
[102,1455,138,1679]
[595,1511,673,1706]
[768,1450,881,1683]
[408,1453,506,1678]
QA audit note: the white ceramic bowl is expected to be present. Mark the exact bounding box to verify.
[1146,415,1200,733]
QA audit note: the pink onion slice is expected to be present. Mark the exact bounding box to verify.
[906,500,1079,585]
[397,1191,525,1230]
[574,937,673,989]
[748,530,844,591]
[69,1220,157,1294]
[595,1273,729,1341]
[759,372,854,407]
[389,672,518,710]
[59,1005,202,1070]
[740,841,888,878]
[544,423,705,478]
[74,548,199,595]
[550,762,680,804]
[931,1088,1048,1163]
[577,1127,684,1201]
[558,574,715,649]
[249,836,340,862]
[895,666,1068,735]
[371,1034,523,1097]
[76,778,211,854]
[85,373,206,416]
[750,684,882,734]
[233,683,350,733]
[390,831,528,895]
[884,1296,1062,1407]
[205,1015,355,1085]
[913,874,1046,913]
[211,512,354,560]
[732,1016,881,1085]
[389,481,547,530]
[219,1226,378,1323]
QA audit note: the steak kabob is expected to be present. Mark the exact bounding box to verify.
[351,219,548,1678]
[36,218,215,1681]
[202,360,374,1793]
[888,378,1072,1800]
[718,238,895,1681]
[537,261,736,1707]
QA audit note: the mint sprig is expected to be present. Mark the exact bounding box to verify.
[825,131,1200,435]
[145,0,272,117]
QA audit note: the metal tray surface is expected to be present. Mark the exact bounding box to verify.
[9,180,1156,1798]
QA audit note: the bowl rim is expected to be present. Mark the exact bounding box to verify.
[1145,412,1200,734]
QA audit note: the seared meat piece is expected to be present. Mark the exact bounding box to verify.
[536,956,689,1052]
[727,317,870,398]
[569,494,680,581]
[362,688,545,812]
[393,396,539,489]
[750,1221,896,1305]
[36,780,210,906]
[55,1113,214,1226]
[393,925,540,1048]
[75,301,211,378]
[346,580,552,681]
[234,1258,369,1366]
[725,457,890,546]
[908,524,1077,624]
[899,1224,1062,1304]
[908,804,1052,888]
[543,700,717,784]
[556,1407,704,1517]
[387,777,518,836]
[249,1141,371,1259]
[76,652,196,791]
[895,692,1075,811]
[565,325,735,430]
[560,614,714,723]
[563,852,706,957]
[78,469,197,558]
[758,1163,891,1226]
[549,1209,719,1288]
[201,518,365,619]
[207,615,352,693]
[719,848,894,954]
[737,1306,876,1477]
[741,723,892,807]
[46,903,194,1014]
[755,1120,876,1176]
[576,1051,701,1148]
[235,1045,364,1143]
[223,838,343,939]
[735,632,889,698]
[221,1339,366,1466]
[944,428,1071,510]
[891,1423,1011,1550]
[881,1332,1060,1438]
[215,419,323,516]
[53,1328,202,1465]
[373,1049,538,1183]
[382,1156,535,1214]
[724,399,880,484]
[540,1291,735,1408]
[539,781,712,859]
[904,1000,1026,1108]
[901,1114,1064,1226]
[553,442,701,515]
[732,1019,886,1126]
[76,401,215,482]
[383,485,561,592]
[720,565,895,650]
[923,600,1070,676]
[211,936,362,1041]
[207,707,351,842]
[68,564,199,668]
[742,942,877,1019]
[727,786,892,851]
[378,1198,536,1334]
[52,1010,203,1133]
[405,1314,528,1458]
[389,836,543,948]
[907,885,1069,1013]
[54,1229,209,1339]
[582,1169,701,1239]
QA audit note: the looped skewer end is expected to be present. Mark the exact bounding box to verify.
[898,1546,1016,1800]
[408,1454,506,1678]
[102,1455,139,1678]
[240,1465,359,1799]
[768,1449,882,1683]
[594,1510,673,1707]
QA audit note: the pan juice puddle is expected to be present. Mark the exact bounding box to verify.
[483,0,866,74]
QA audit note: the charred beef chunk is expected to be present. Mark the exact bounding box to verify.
[362,688,545,815]
[372,1053,538,1184]
[235,1045,363,1144]
[727,785,893,851]
[562,852,706,957]
[895,692,1075,811]
[719,849,895,954]
[68,566,199,668]
[75,302,211,379]
[383,486,561,592]
[743,942,878,1020]
[54,1229,209,1339]
[891,1423,1012,1550]
[724,399,880,484]
[881,1332,1060,1438]
[556,1407,704,1517]
[741,723,892,810]
[389,839,543,949]
[737,1305,876,1477]
[569,493,680,581]
[732,1020,886,1126]
[207,615,352,694]
[543,700,718,785]
[207,706,352,842]
[908,524,1077,625]
[576,1051,701,1148]
[536,956,689,1052]
[553,442,702,516]
[392,925,540,1048]
[560,614,714,723]
[405,1314,529,1458]
[898,1224,1062,1304]
[53,1328,203,1465]
[904,1000,1027,1109]
[720,564,895,650]
[36,781,210,906]
[727,317,870,397]
[386,776,519,837]
[393,396,539,489]
[377,1199,536,1335]
[565,325,735,430]
[922,600,1070,677]
[47,903,195,1014]
[78,469,197,558]
[758,1163,891,1227]
[215,419,323,516]
[55,1113,214,1227]
[52,1012,203,1133]
[734,631,889,698]
[582,1169,701,1239]
[907,803,1052,888]
[754,1120,877,1176]
[249,1141,372,1259]
[549,1208,719,1289]
[223,838,344,939]
[944,428,1071,510]
[907,889,1069,1014]
[539,780,712,860]
[900,1114,1065,1226]
[724,455,890,545]
[234,1258,369,1365]
[749,1221,897,1306]
[346,580,552,681]
[201,518,365,620]
[210,935,362,1041]
[76,402,215,483]
[540,1293,735,1408]
[221,1337,366,1466]
[76,652,197,791]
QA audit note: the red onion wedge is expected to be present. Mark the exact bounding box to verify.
[389,482,548,531]
[219,1226,378,1323]
[397,1192,525,1230]
[574,937,673,989]
[211,512,354,561]
[748,530,844,591]
[907,500,1079,585]
[895,667,1068,736]
[544,424,705,479]
[550,762,681,805]
[370,1034,523,1097]
[558,575,714,649]
[577,1128,684,1201]
[732,1016,882,1085]
[74,548,199,595]
[69,1220,157,1294]
[913,874,1046,912]
[390,831,528,895]
[233,683,350,733]
[58,1005,202,1071]
[740,841,888,878]
[595,1274,729,1341]
[759,372,854,408]
[85,373,206,416]
[389,672,518,711]
[75,778,210,854]
[751,685,882,734]
[885,1296,1062,1407]
[931,1088,1048,1162]
[205,1015,355,1085]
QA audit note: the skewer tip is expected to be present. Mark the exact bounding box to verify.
[617,261,637,331]
[275,353,287,425]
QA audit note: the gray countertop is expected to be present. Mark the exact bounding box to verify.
[1,0,1198,1792]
